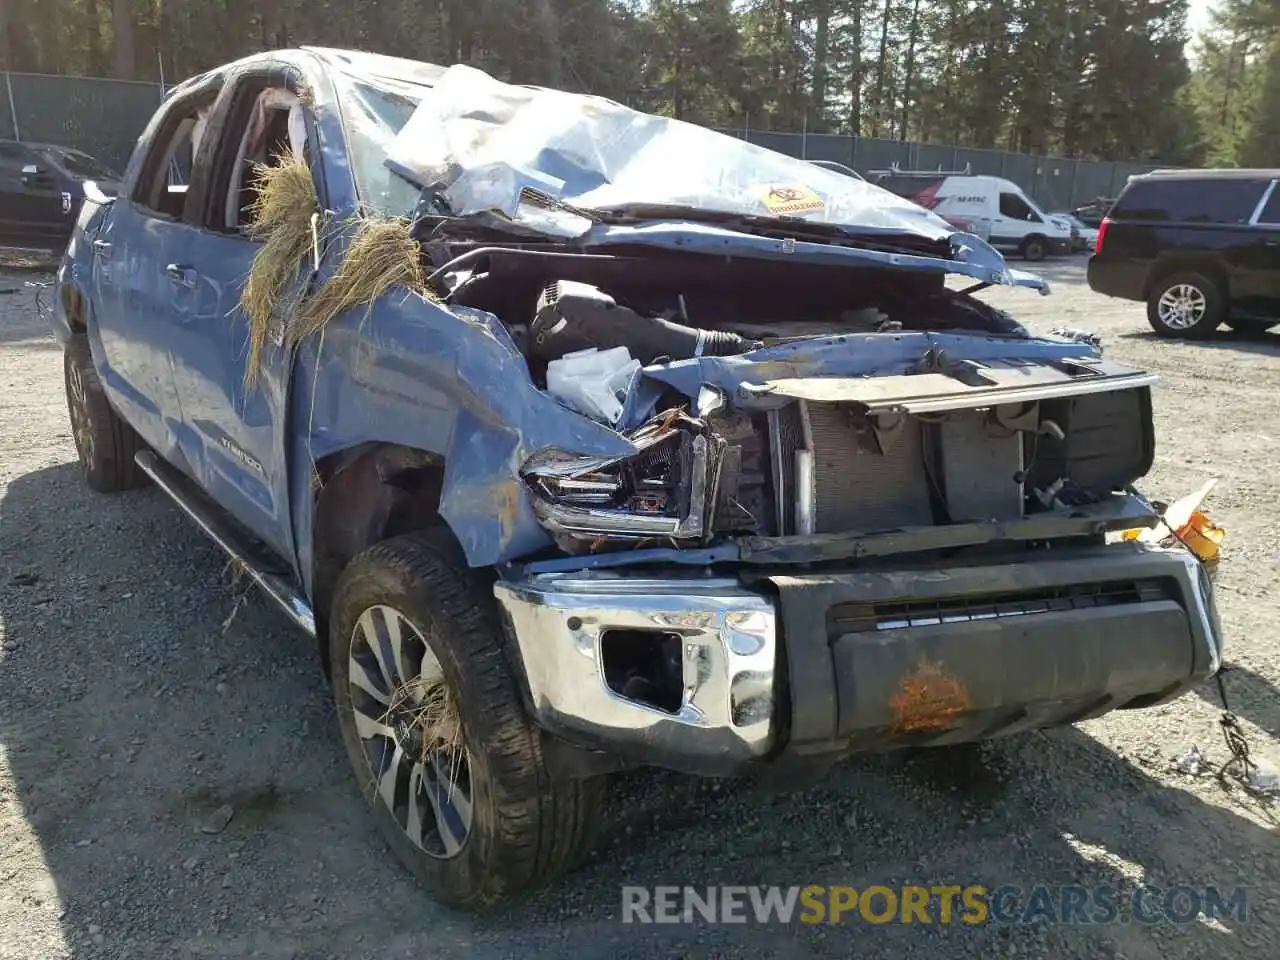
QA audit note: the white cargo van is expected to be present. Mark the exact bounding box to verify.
[869,168,1073,261]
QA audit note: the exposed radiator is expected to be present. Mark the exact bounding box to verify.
[938,413,1025,522]
[770,402,935,535]
[766,403,1026,536]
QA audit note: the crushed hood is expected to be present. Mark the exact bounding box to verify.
[383,64,953,240]
[316,54,1047,291]
[373,65,1039,292]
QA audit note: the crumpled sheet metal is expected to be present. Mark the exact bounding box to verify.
[290,290,1127,573]
[384,64,949,238]
[289,286,1106,573]
[641,330,1108,406]
[377,63,1044,292]
[577,220,1046,292]
[289,295,634,573]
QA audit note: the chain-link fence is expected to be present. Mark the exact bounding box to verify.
[2,71,164,173]
[3,70,1166,210]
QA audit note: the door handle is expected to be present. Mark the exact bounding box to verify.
[92,240,112,259]
[165,263,197,288]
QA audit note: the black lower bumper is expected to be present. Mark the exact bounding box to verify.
[1087,256,1147,301]
[768,544,1221,758]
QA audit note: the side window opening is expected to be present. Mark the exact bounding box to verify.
[131,95,215,220]
[0,142,30,165]
[1256,183,1280,225]
[212,85,312,234]
[1115,179,1267,224]
[999,192,1035,222]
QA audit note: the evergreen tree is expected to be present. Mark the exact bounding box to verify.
[2,0,1264,168]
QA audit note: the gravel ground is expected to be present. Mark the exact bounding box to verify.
[1,258,1278,960]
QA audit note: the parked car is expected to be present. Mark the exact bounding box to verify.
[1047,213,1084,252]
[869,170,1073,260]
[0,139,120,251]
[1071,203,1112,228]
[1087,169,1280,338]
[1051,212,1099,252]
[54,48,1224,908]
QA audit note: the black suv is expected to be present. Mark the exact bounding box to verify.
[0,140,120,252]
[1087,169,1280,338]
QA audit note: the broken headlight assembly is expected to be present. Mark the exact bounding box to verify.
[521,410,725,551]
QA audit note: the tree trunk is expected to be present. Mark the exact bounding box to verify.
[873,0,893,137]
[673,49,684,119]
[848,0,863,136]
[788,1,803,121]
[113,0,134,78]
[899,0,920,139]
[811,3,830,132]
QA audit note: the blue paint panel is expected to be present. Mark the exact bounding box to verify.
[89,201,193,460]
[287,282,636,581]
[169,228,298,562]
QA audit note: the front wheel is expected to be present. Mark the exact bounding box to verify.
[1146,272,1225,339]
[329,528,603,908]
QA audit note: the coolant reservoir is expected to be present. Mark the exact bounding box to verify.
[545,347,641,425]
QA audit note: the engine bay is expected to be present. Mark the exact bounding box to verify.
[440,252,1155,558]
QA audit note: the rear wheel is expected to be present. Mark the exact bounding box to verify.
[1146,272,1225,339]
[63,334,147,492]
[329,528,603,908]
[1021,236,1047,262]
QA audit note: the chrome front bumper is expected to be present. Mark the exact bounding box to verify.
[495,545,1224,776]
[494,573,779,775]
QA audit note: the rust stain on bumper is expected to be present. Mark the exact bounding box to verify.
[889,655,972,734]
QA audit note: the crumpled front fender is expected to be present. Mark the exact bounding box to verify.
[291,295,634,571]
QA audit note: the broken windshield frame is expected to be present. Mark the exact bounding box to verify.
[334,75,428,216]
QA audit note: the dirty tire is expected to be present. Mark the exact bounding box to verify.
[329,528,603,908]
[1021,236,1047,262]
[63,334,148,492]
[1146,271,1225,339]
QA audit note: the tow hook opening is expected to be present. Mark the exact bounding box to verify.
[601,629,684,714]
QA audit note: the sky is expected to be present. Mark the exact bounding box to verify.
[1188,0,1214,37]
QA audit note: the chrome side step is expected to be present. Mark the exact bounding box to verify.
[134,450,316,636]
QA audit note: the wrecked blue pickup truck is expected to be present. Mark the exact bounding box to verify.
[53,48,1223,907]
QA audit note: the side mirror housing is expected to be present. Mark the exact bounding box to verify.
[20,163,51,185]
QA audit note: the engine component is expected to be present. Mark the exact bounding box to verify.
[770,403,935,535]
[808,405,935,533]
[707,412,771,535]
[1025,389,1154,498]
[545,346,641,425]
[529,280,758,364]
[938,412,1025,522]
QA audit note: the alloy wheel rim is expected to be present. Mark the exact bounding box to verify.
[347,604,473,859]
[68,364,94,464]
[1157,284,1207,330]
